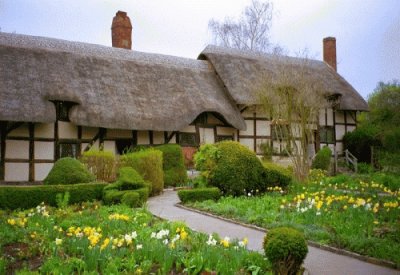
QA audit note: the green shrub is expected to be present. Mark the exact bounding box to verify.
[371,172,400,191]
[0,183,106,210]
[311,146,332,171]
[120,148,164,196]
[177,187,221,203]
[80,150,117,182]
[357,162,374,174]
[121,191,141,208]
[194,144,220,172]
[343,127,380,163]
[103,167,150,206]
[157,144,187,187]
[263,162,292,189]
[263,227,308,275]
[44,157,95,185]
[208,141,267,196]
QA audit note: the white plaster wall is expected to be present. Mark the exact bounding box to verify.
[137,131,149,145]
[35,163,54,181]
[239,138,254,151]
[166,132,177,144]
[5,163,29,181]
[335,111,345,123]
[34,141,54,160]
[106,129,132,139]
[346,112,356,123]
[347,125,356,133]
[199,128,214,144]
[82,127,98,139]
[153,131,164,144]
[35,123,54,138]
[103,141,115,153]
[336,125,346,140]
[8,124,29,137]
[327,108,334,126]
[319,110,326,126]
[216,127,235,136]
[239,120,254,136]
[256,120,270,136]
[81,143,89,152]
[58,121,78,139]
[5,140,29,159]
[336,142,343,153]
[180,126,196,133]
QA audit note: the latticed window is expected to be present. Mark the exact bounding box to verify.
[179,133,198,147]
[59,143,78,158]
[320,126,335,144]
[216,135,234,142]
[53,101,76,122]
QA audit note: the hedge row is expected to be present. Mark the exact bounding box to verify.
[0,183,107,210]
[156,144,187,187]
[177,187,221,203]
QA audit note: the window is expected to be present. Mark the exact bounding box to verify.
[53,101,76,122]
[116,139,133,154]
[59,143,78,158]
[179,133,198,147]
[216,135,234,142]
[320,126,335,144]
[271,125,289,140]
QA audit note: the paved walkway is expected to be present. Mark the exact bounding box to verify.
[148,189,399,275]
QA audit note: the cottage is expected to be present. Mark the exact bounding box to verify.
[0,11,367,183]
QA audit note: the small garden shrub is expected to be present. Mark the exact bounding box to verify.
[178,187,221,203]
[80,150,117,182]
[311,146,332,171]
[357,162,374,174]
[194,144,220,180]
[200,141,272,196]
[44,157,95,185]
[120,148,164,195]
[0,183,106,210]
[157,144,187,187]
[103,167,150,207]
[263,161,292,189]
[263,227,308,275]
[343,127,380,163]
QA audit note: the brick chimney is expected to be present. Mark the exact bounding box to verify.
[323,37,337,71]
[111,11,132,49]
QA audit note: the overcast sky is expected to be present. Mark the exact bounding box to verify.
[0,0,399,99]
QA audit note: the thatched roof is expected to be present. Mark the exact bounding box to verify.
[199,45,368,111]
[0,32,246,131]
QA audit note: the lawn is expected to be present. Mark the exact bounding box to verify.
[0,201,270,274]
[187,171,400,265]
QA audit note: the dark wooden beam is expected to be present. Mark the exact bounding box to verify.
[165,131,177,143]
[149,131,154,145]
[28,123,34,182]
[0,121,7,180]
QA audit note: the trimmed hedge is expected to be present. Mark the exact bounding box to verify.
[0,183,106,210]
[80,150,117,182]
[156,144,188,187]
[120,148,164,196]
[263,161,292,189]
[311,146,332,171]
[263,227,308,275]
[177,187,221,203]
[44,157,95,185]
[103,167,150,207]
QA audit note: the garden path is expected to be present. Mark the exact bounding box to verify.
[148,189,399,275]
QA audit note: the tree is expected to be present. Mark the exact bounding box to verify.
[208,0,282,53]
[258,55,328,182]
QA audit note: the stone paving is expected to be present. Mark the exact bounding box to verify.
[148,189,399,275]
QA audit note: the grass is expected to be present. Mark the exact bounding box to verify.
[0,201,270,274]
[187,171,400,266]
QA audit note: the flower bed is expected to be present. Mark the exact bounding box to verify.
[0,202,270,274]
[187,172,400,265]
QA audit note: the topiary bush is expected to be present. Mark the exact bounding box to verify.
[263,227,308,275]
[103,167,150,207]
[44,157,95,185]
[206,141,266,196]
[80,149,117,182]
[177,187,221,203]
[156,144,187,187]
[311,146,332,171]
[120,148,164,196]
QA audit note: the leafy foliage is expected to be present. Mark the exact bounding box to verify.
[120,148,164,196]
[177,188,221,203]
[156,144,187,187]
[311,146,332,171]
[80,150,117,182]
[343,126,380,163]
[44,158,95,185]
[263,227,308,275]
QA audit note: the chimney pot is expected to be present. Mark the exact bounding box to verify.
[111,11,132,50]
[323,37,337,71]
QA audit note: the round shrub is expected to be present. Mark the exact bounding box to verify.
[208,141,266,196]
[44,157,95,185]
[121,191,140,208]
[117,167,149,191]
[263,227,308,275]
[157,144,187,187]
[311,146,332,171]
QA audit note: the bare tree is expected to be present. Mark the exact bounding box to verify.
[258,54,328,182]
[209,0,282,53]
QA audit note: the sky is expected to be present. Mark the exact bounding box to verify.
[0,0,399,99]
